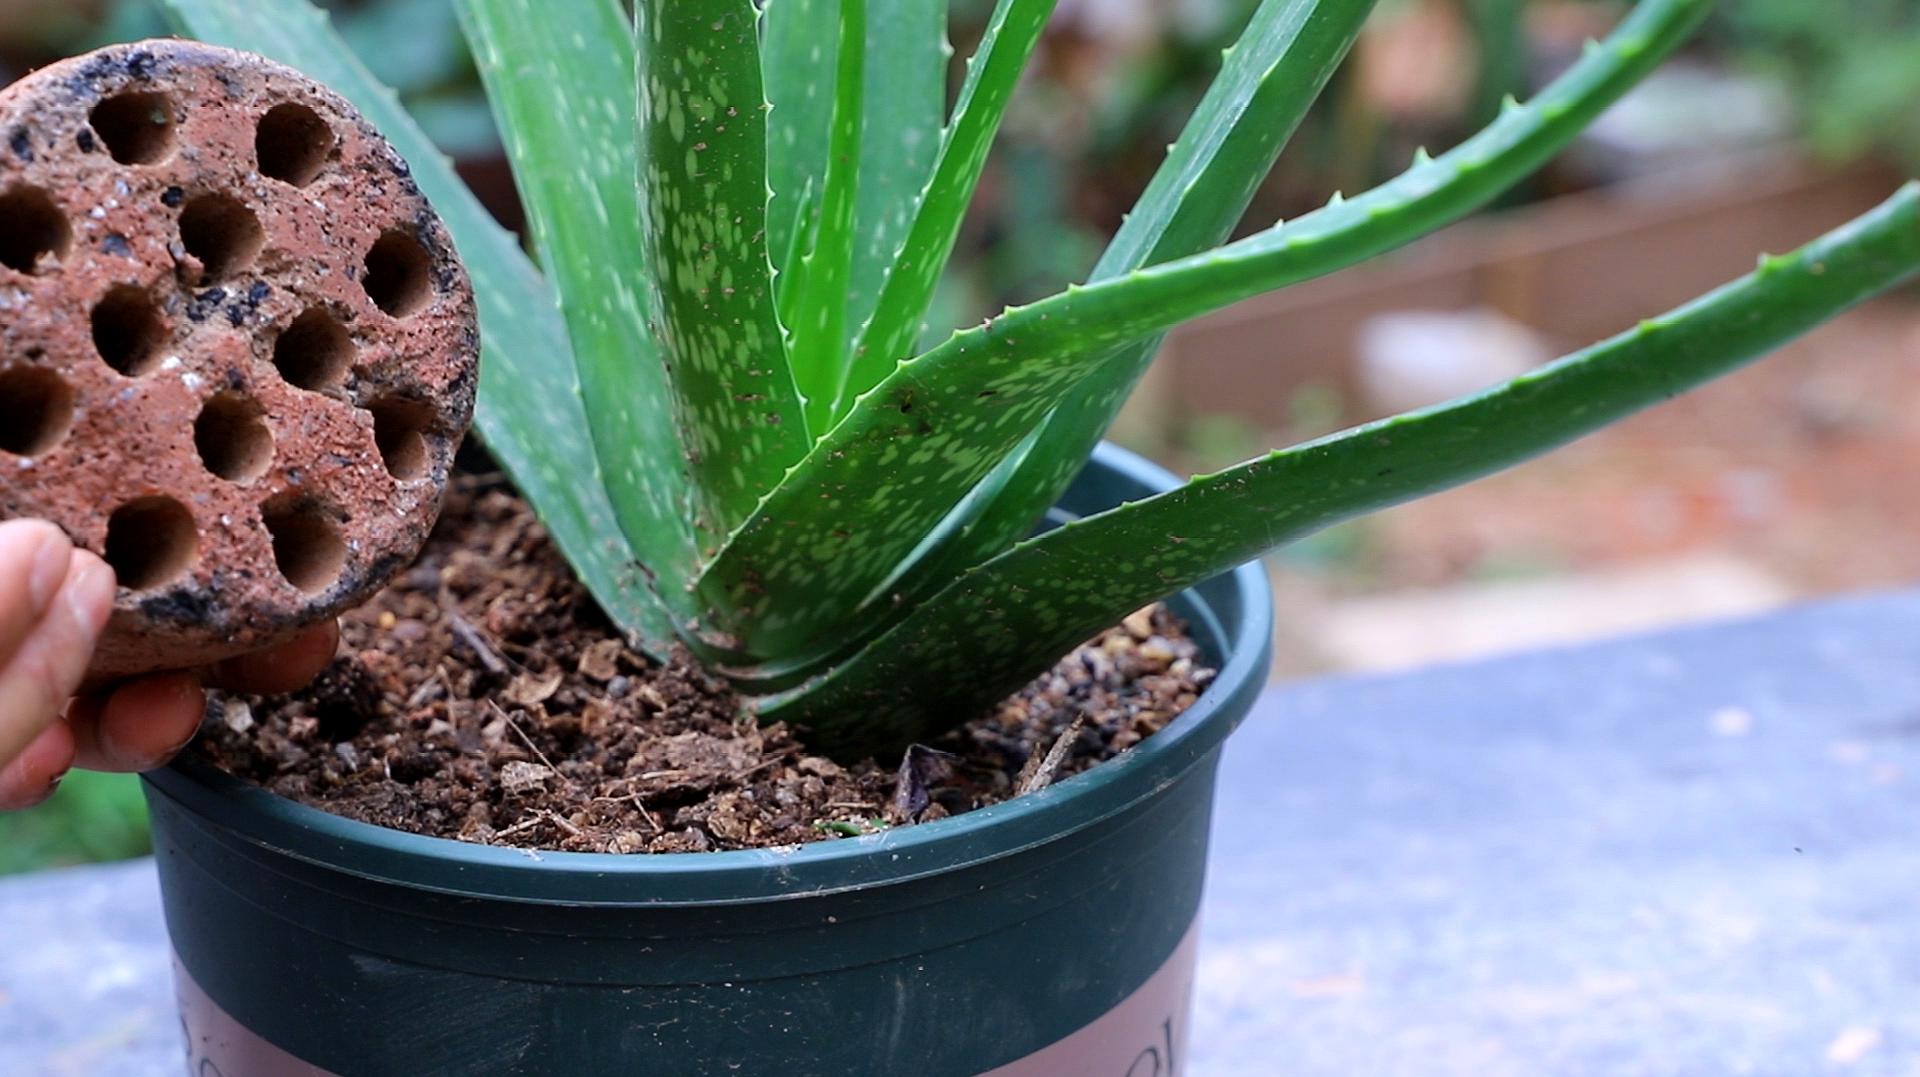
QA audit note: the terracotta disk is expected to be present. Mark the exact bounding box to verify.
[0,40,478,679]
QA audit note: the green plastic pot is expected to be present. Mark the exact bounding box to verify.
[142,443,1275,1076]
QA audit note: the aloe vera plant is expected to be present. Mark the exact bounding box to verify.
[164,0,1920,756]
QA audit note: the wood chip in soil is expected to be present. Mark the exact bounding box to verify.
[194,477,1217,854]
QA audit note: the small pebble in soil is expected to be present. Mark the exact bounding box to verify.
[195,480,1216,854]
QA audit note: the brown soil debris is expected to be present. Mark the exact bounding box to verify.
[196,478,1215,853]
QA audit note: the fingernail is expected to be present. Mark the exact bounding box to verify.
[164,679,203,756]
[26,527,70,615]
[65,557,117,637]
[14,768,69,809]
[163,728,199,759]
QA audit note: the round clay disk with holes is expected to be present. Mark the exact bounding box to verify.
[0,40,478,680]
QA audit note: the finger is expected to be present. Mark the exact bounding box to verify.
[208,619,340,695]
[0,520,76,665]
[0,718,75,811]
[0,551,115,768]
[68,670,204,773]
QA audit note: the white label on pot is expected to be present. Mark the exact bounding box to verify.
[175,957,338,1076]
[978,923,1198,1077]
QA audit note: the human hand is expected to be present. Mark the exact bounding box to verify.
[0,519,339,810]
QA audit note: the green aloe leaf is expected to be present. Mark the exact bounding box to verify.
[764,0,945,332]
[770,183,1920,756]
[780,0,867,430]
[162,0,680,652]
[453,0,700,619]
[1093,0,1381,277]
[636,0,810,540]
[836,0,1058,420]
[774,174,822,346]
[762,0,838,288]
[843,1,949,374]
[698,0,1708,662]
[910,0,1708,602]
[889,0,1379,611]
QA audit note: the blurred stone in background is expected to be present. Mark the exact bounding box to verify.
[1356,307,1552,416]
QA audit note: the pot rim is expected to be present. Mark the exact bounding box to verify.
[144,443,1275,906]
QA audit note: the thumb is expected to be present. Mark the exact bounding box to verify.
[0,545,115,769]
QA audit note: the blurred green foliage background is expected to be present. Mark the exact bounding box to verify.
[0,771,150,872]
[1721,0,1920,169]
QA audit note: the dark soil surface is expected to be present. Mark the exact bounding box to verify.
[195,476,1215,853]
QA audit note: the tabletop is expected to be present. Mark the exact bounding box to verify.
[5,589,1920,1075]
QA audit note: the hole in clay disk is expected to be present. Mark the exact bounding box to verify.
[104,496,197,590]
[0,364,76,455]
[255,102,334,186]
[262,499,347,594]
[178,194,264,281]
[0,187,70,273]
[271,307,353,390]
[361,230,433,317]
[90,285,168,375]
[367,396,436,480]
[194,393,274,482]
[89,91,176,165]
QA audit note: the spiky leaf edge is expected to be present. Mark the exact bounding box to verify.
[879,0,1381,626]
[781,0,866,429]
[835,0,1059,420]
[635,0,811,546]
[770,182,1920,756]
[698,0,1712,661]
[454,0,702,624]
